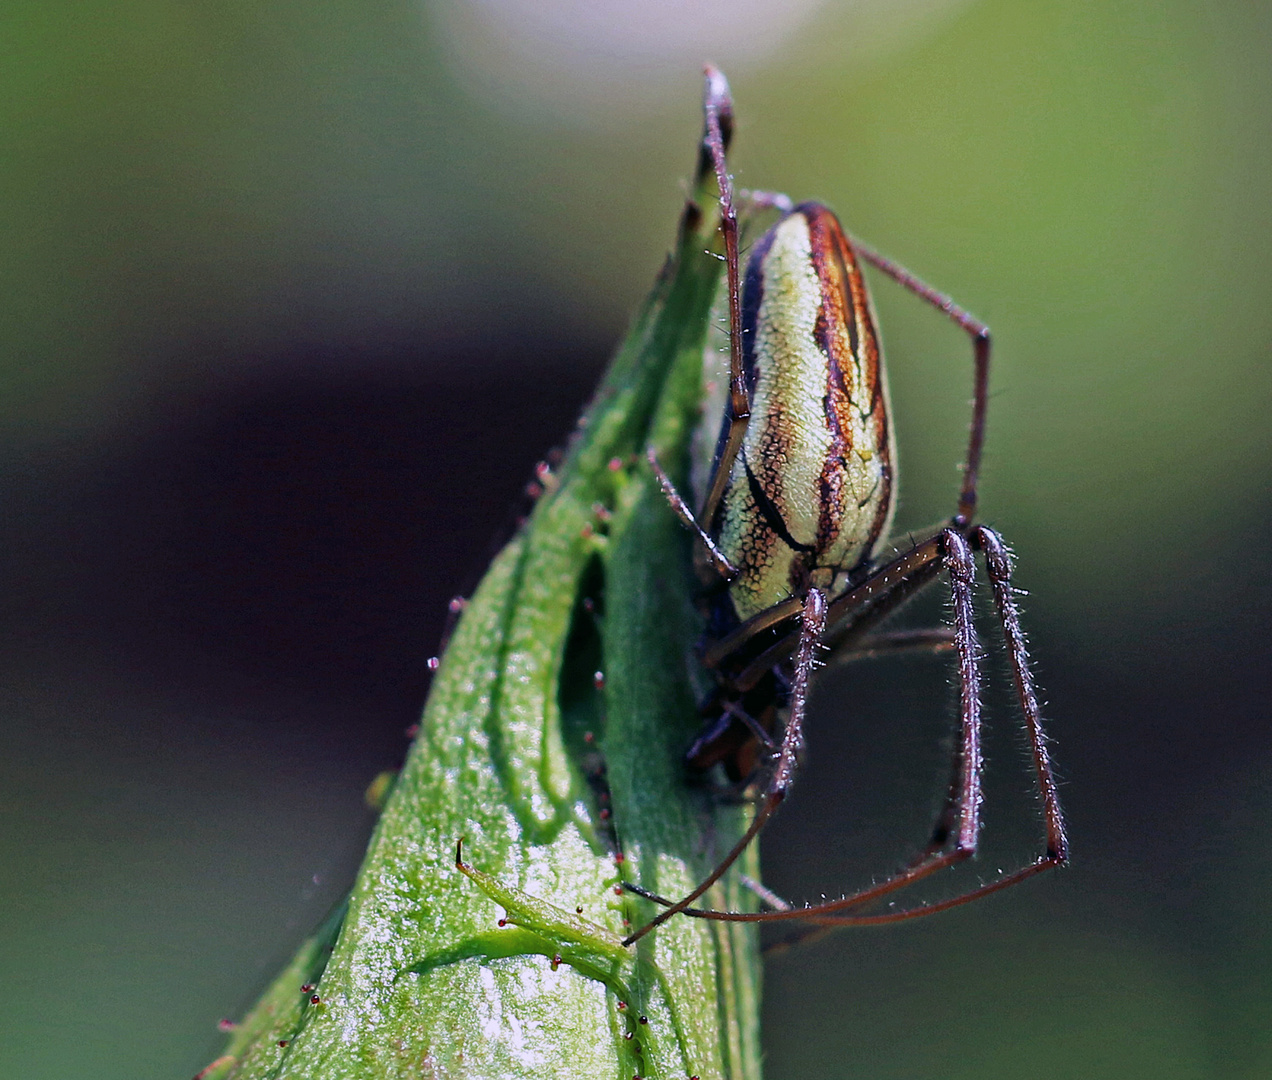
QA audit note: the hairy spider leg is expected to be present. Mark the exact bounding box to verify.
[626,527,1068,938]
[622,588,827,946]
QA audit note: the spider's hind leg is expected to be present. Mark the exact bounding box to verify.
[621,526,1071,938]
[971,525,1068,865]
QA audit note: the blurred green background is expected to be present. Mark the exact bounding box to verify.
[2,0,1270,1077]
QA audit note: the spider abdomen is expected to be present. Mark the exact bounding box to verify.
[717,203,896,621]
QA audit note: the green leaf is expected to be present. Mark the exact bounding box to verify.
[198,120,763,1080]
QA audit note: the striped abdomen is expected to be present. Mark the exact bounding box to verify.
[715,203,895,622]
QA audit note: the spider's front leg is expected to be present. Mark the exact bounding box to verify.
[622,587,828,946]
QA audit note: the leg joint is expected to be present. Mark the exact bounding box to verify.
[939,527,976,584]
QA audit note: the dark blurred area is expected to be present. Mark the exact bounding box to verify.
[2,1,1270,1078]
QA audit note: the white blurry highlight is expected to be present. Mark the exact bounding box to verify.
[429,0,971,123]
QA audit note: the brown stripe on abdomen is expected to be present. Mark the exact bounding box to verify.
[803,203,888,571]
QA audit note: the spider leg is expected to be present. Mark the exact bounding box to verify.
[736,188,794,214]
[622,529,988,930]
[646,447,738,579]
[720,697,778,752]
[725,532,948,690]
[848,238,990,527]
[826,627,956,665]
[738,873,793,911]
[639,528,1069,941]
[643,69,754,577]
[702,596,806,669]
[624,870,795,915]
[695,66,751,533]
[621,587,827,946]
[761,529,1068,946]
[972,525,1068,865]
[689,532,951,781]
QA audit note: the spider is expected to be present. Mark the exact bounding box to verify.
[620,67,1068,948]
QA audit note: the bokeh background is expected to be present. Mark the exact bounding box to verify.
[3,1,1270,1077]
